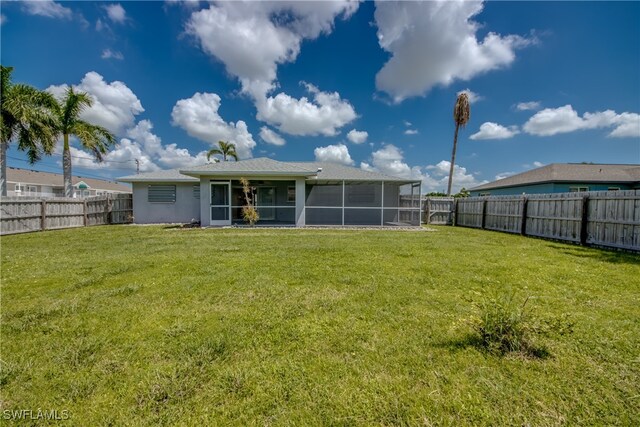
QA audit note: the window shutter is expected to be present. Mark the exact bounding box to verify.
[148,185,176,202]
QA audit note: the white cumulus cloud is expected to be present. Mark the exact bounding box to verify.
[186,1,358,99]
[101,49,124,60]
[404,129,418,135]
[470,122,520,140]
[104,4,127,24]
[523,105,640,138]
[255,83,357,136]
[171,92,256,158]
[360,144,485,193]
[70,119,209,173]
[186,2,359,135]
[347,129,368,144]
[374,0,534,102]
[314,143,354,166]
[21,0,72,19]
[46,71,144,136]
[516,101,541,111]
[259,127,286,146]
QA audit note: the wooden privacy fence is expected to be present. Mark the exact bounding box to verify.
[0,194,132,235]
[423,197,455,225]
[455,190,640,251]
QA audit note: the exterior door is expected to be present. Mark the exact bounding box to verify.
[210,182,231,226]
[257,187,275,220]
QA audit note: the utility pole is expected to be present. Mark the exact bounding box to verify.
[135,159,140,174]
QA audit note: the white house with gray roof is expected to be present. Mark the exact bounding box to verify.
[118,158,422,227]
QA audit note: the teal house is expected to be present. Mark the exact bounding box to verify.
[469,163,640,196]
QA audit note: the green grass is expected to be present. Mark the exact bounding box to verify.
[1,225,639,426]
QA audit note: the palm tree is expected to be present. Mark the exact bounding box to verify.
[54,87,115,197]
[1,65,59,196]
[447,92,470,196]
[207,140,238,162]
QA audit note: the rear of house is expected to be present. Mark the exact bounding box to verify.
[469,163,640,196]
[119,158,422,227]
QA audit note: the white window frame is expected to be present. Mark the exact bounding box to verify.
[569,186,589,193]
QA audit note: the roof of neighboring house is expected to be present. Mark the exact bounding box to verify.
[7,167,132,192]
[470,163,640,191]
[119,158,419,183]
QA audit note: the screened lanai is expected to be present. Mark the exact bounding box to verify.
[305,180,421,226]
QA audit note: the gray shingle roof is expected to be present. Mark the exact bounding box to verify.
[118,158,421,183]
[288,162,415,182]
[471,163,640,191]
[118,168,199,183]
[8,167,132,192]
[180,158,317,176]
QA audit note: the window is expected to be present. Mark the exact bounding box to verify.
[608,187,620,191]
[148,185,176,203]
[287,186,296,203]
[569,186,589,193]
[193,185,200,199]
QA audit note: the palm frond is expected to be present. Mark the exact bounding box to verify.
[61,87,93,132]
[207,148,223,161]
[71,121,115,162]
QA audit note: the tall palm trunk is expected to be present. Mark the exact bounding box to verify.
[1,141,7,197]
[223,153,227,161]
[447,124,459,196]
[62,133,73,198]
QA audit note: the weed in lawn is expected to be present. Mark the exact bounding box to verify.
[456,293,573,358]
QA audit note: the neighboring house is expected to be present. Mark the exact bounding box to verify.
[118,158,422,227]
[5,167,132,198]
[469,163,640,196]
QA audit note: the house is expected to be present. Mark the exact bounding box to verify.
[469,163,640,196]
[118,158,422,227]
[5,167,132,198]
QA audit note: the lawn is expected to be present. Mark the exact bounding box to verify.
[1,225,639,426]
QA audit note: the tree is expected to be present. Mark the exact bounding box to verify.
[54,87,115,197]
[207,140,238,162]
[447,92,470,196]
[1,65,59,196]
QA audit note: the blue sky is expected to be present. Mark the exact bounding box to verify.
[2,0,639,192]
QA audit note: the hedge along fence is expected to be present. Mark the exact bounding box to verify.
[455,190,640,251]
[0,193,133,235]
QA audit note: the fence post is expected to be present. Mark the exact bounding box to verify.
[83,199,88,226]
[481,198,487,229]
[520,196,528,236]
[107,194,113,224]
[580,194,590,245]
[452,198,458,226]
[41,200,47,231]
[424,197,430,225]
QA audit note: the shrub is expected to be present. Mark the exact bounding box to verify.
[240,177,259,226]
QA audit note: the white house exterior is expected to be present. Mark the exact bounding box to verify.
[119,158,422,227]
[5,167,132,198]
